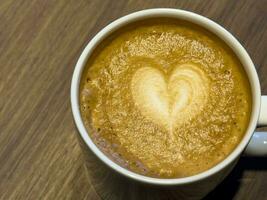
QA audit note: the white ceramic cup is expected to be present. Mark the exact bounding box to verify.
[71,8,267,199]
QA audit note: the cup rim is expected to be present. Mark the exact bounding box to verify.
[70,8,261,185]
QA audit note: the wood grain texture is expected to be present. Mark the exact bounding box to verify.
[0,0,266,199]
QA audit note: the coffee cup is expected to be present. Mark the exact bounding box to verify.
[71,8,267,199]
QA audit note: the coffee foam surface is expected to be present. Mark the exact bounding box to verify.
[80,20,251,178]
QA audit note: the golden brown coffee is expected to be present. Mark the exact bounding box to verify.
[80,19,251,178]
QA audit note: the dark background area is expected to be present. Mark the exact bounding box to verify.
[0,0,267,199]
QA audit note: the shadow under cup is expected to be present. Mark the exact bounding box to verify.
[71,9,264,200]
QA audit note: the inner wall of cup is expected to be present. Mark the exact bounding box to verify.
[75,9,260,183]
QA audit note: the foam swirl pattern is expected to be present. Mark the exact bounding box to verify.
[80,19,252,178]
[131,64,209,139]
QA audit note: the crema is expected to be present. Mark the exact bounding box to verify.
[80,19,251,178]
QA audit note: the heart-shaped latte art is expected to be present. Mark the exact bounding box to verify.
[131,64,210,138]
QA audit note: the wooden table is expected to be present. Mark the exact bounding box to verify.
[1,0,267,199]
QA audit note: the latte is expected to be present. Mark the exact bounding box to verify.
[80,19,251,178]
